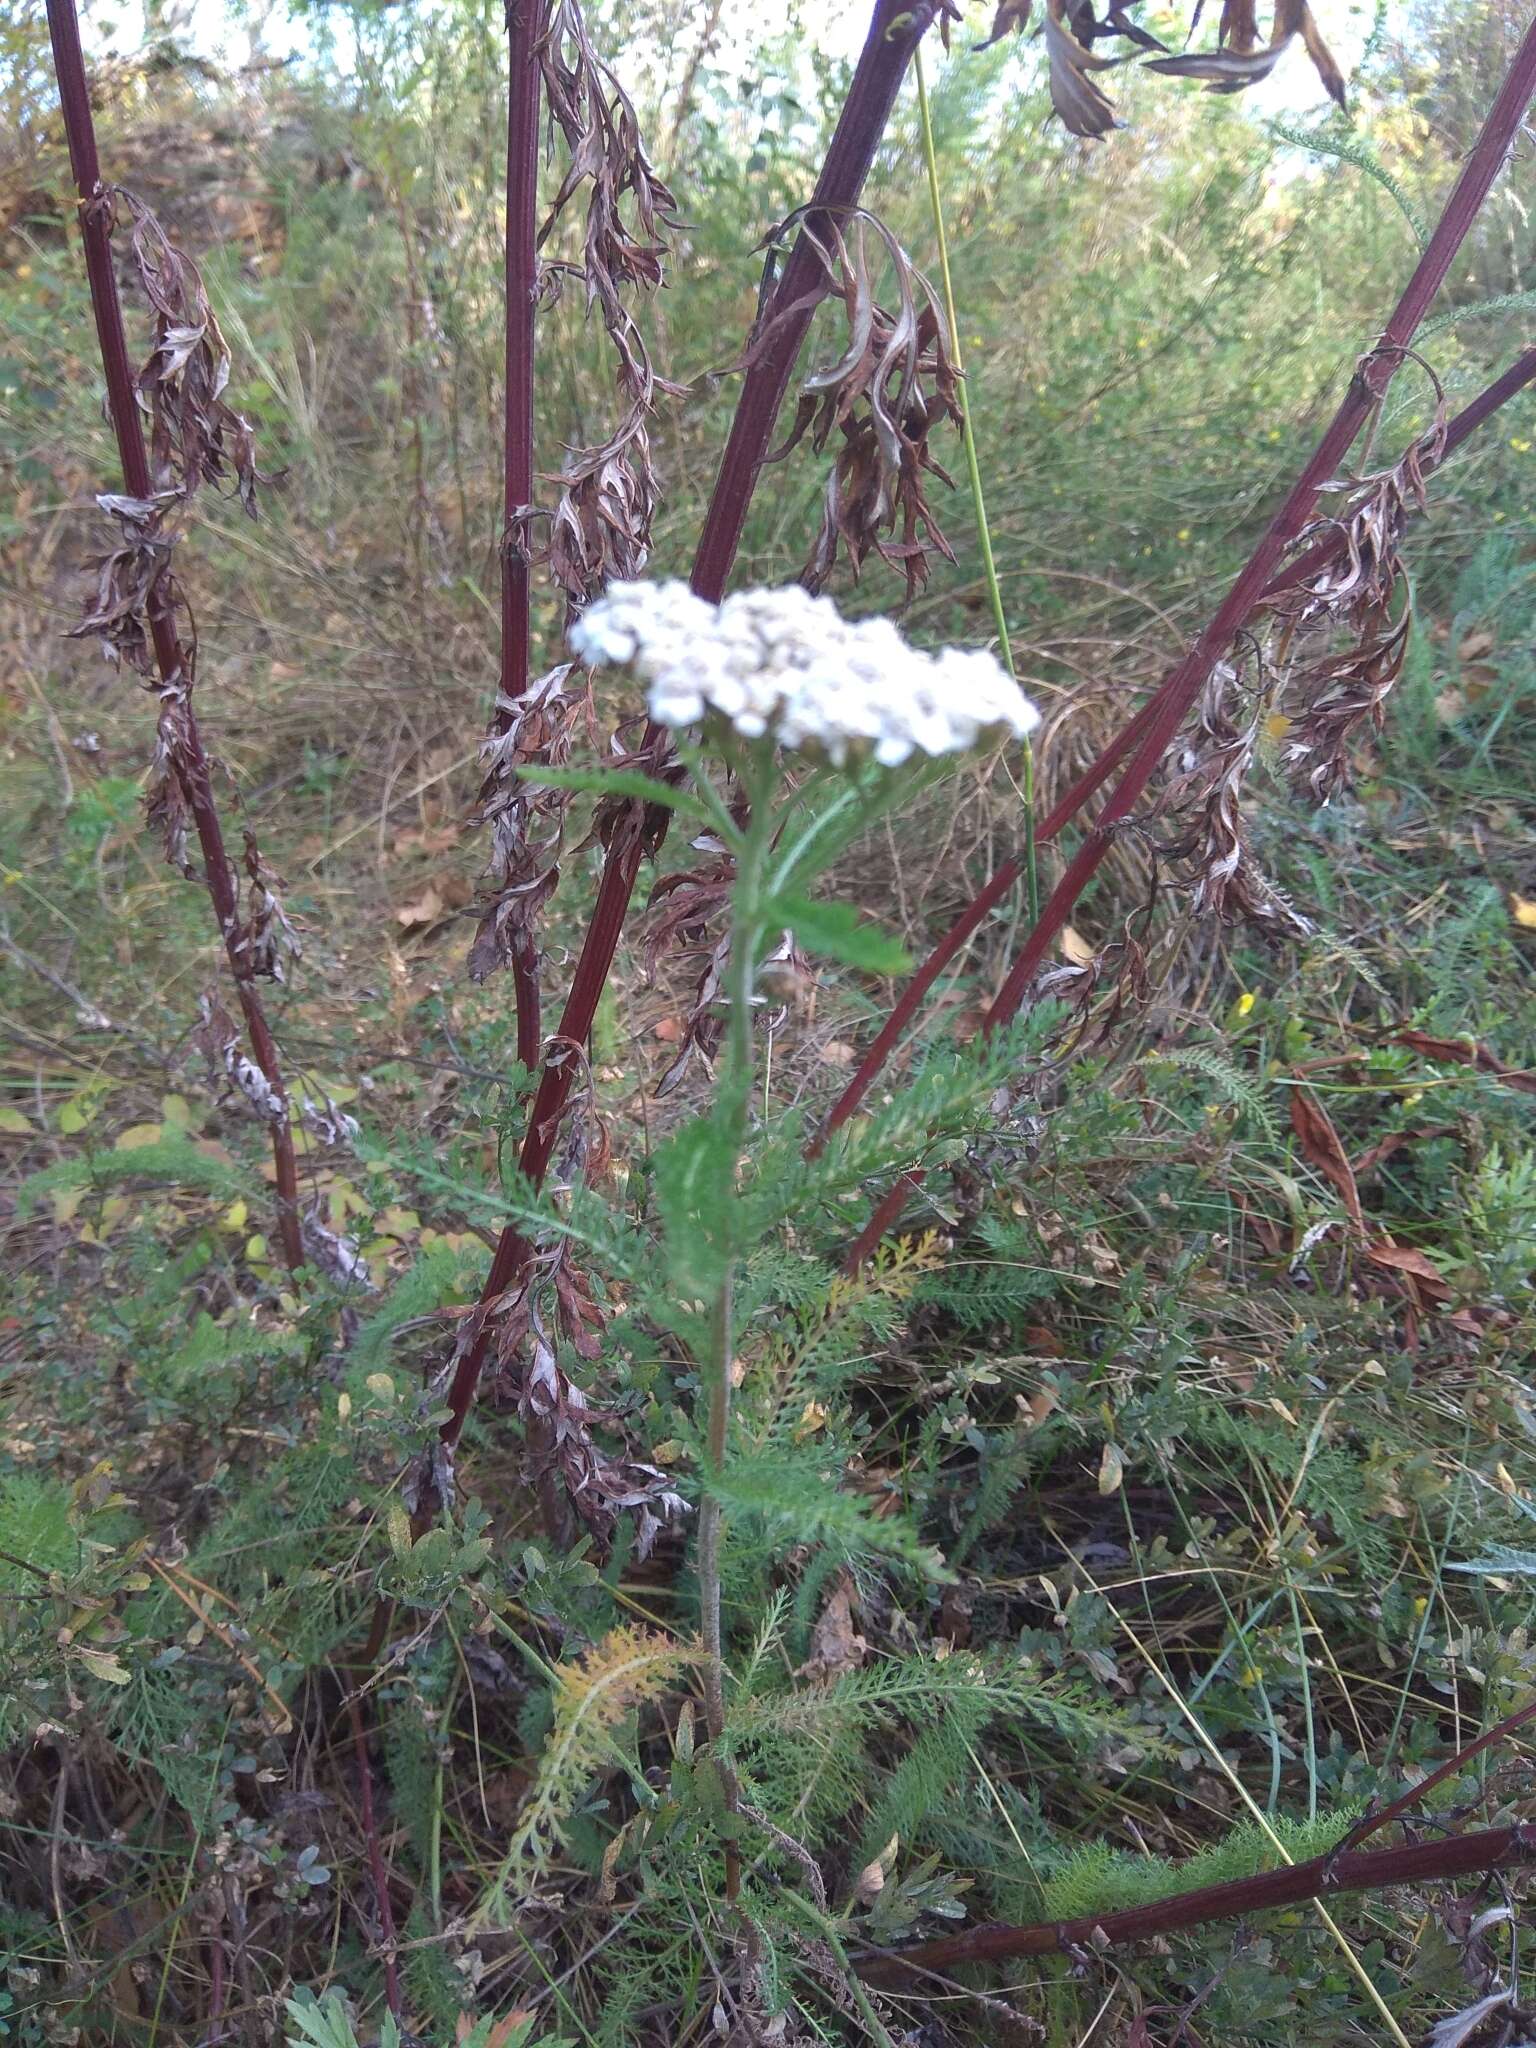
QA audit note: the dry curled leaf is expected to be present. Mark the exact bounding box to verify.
[758,207,960,602]
[796,1575,869,1681]
[1289,1086,1366,1238]
[974,0,1032,50]
[1392,1029,1536,1096]
[1043,3,1122,137]
[1146,0,1345,105]
[394,873,471,930]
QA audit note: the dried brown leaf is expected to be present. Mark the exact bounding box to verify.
[1289,1086,1366,1238]
[1043,4,1122,136]
[796,1575,869,1681]
[760,208,961,601]
[974,0,1033,51]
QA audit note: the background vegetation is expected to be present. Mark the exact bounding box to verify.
[1,0,1534,2041]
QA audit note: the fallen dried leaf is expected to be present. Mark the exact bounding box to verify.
[395,874,471,928]
[797,1575,869,1682]
[1392,1030,1536,1096]
[1289,1086,1366,1238]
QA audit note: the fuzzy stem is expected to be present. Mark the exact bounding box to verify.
[842,22,1536,1267]
[856,1821,1536,1983]
[45,0,303,1273]
[436,0,944,1478]
[914,46,1038,926]
[696,747,776,1897]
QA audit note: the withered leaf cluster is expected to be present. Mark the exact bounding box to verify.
[195,993,286,1124]
[447,1059,685,1553]
[237,829,303,984]
[69,191,291,990]
[535,0,680,610]
[1160,660,1312,932]
[110,186,265,512]
[766,208,962,603]
[470,0,680,996]
[643,842,810,1099]
[71,488,184,678]
[468,662,595,983]
[975,0,1346,137]
[1279,368,1448,801]
[546,401,659,609]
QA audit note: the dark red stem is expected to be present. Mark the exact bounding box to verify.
[501,0,545,1078]
[347,1696,402,2015]
[857,1821,1536,1982]
[45,0,304,1272]
[816,345,1536,1172]
[843,22,1536,1267]
[1259,342,1536,606]
[437,0,946,1467]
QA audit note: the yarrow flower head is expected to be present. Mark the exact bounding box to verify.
[570,580,1039,768]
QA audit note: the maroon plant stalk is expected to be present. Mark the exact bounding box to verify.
[1259,341,1536,607]
[842,24,1536,1270]
[45,0,304,1273]
[856,1820,1536,1983]
[815,344,1536,1168]
[347,1695,402,2015]
[499,0,546,1078]
[434,0,949,1472]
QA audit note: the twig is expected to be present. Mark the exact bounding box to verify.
[348,1694,403,2017]
[499,0,546,1078]
[857,1823,1536,1982]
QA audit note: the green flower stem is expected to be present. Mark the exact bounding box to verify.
[697,741,780,1757]
[915,45,1039,926]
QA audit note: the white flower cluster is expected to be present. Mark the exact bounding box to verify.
[570,580,1039,767]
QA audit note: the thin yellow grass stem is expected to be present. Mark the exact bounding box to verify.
[915,46,1038,924]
